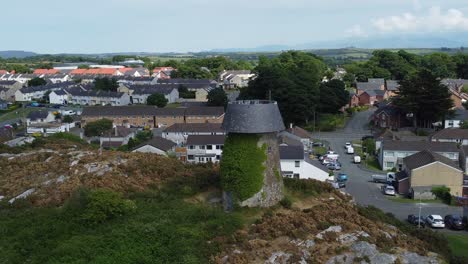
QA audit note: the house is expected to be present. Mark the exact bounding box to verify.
[130,85,179,104]
[81,106,225,128]
[186,135,225,163]
[0,99,7,110]
[279,125,313,151]
[219,70,255,89]
[99,126,137,148]
[45,74,71,84]
[152,67,175,79]
[379,140,460,171]
[385,80,400,97]
[15,82,75,102]
[69,90,131,106]
[131,136,177,156]
[157,79,217,101]
[26,110,75,134]
[33,69,61,75]
[162,123,225,145]
[348,92,359,107]
[279,145,331,181]
[355,80,385,96]
[372,103,409,129]
[49,90,69,105]
[445,108,468,128]
[430,128,468,146]
[358,90,386,106]
[396,150,463,199]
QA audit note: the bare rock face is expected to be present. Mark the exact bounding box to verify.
[239,133,283,208]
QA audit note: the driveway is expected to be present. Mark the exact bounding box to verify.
[315,109,465,228]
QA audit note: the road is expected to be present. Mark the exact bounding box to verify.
[315,109,465,228]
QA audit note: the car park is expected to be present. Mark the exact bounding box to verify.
[425,215,445,228]
[444,215,465,230]
[381,185,396,196]
[407,215,425,228]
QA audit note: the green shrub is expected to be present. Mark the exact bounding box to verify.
[48,132,85,144]
[431,186,452,204]
[84,119,113,137]
[81,189,137,224]
[279,197,292,209]
[220,134,266,201]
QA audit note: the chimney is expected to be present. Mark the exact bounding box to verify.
[290,123,293,129]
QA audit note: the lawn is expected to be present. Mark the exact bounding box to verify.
[165,102,182,108]
[0,107,33,123]
[447,234,468,258]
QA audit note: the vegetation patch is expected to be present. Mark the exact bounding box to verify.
[220,134,266,201]
[284,178,334,197]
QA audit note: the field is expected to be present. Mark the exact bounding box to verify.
[447,234,468,259]
[0,107,34,123]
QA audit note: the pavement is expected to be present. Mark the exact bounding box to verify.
[315,109,466,233]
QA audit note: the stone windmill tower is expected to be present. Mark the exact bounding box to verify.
[221,100,285,208]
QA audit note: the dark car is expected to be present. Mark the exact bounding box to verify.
[361,135,374,141]
[407,214,425,228]
[52,104,62,109]
[445,215,465,230]
[313,141,324,147]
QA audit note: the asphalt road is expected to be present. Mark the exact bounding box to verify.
[316,109,466,232]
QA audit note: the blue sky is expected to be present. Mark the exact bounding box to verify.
[1,0,467,53]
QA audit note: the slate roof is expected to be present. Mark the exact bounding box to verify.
[68,89,125,98]
[163,123,224,133]
[441,79,468,89]
[133,136,176,151]
[186,135,225,145]
[308,159,330,173]
[363,90,386,97]
[356,82,382,91]
[286,126,311,139]
[431,128,468,140]
[222,100,285,133]
[0,80,17,86]
[403,150,461,171]
[383,140,459,152]
[279,145,304,160]
[81,106,223,117]
[386,80,400,91]
[368,78,385,85]
[451,108,468,121]
[27,110,49,120]
[374,103,403,116]
[157,78,215,85]
[131,85,176,95]
[19,82,75,93]
[184,106,224,116]
[53,89,67,95]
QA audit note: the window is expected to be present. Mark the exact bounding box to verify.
[448,120,454,127]
[216,145,221,150]
[206,157,212,162]
[385,162,395,168]
[293,173,300,179]
[187,155,194,160]
[199,157,205,162]
[200,145,205,150]
[384,151,395,157]
[216,155,221,160]
[295,161,300,167]
[189,145,194,150]
[207,145,213,150]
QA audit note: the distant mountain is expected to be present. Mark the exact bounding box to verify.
[0,50,38,58]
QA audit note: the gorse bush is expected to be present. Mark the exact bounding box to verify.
[220,134,266,201]
[284,178,334,196]
[81,189,137,224]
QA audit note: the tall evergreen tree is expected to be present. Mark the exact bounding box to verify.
[393,70,453,128]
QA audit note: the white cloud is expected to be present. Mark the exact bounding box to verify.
[345,25,367,37]
[372,6,468,32]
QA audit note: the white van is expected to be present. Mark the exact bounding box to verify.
[62,110,76,116]
[346,146,354,154]
[353,155,361,163]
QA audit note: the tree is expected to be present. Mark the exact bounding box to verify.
[422,53,456,78]
[207,88,228,107]
[84,119,113,137]
[62,115,74,123]
[147,93,168,107]
[393,70,453,128]
[94,77,118,92]
[318,80,349,114]
[178,85,195,99]
[240,51,326,125]
[28,77,47,87]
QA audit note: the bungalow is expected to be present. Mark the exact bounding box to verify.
[186,135,225,163]
[430,128,468,146]
[99,126,136,148]
[396,150,463,199]
[445,108,468,128]
[279,145,331,181]
[162,123,225,145]
[131,136,177,156]
[379,140,459,171]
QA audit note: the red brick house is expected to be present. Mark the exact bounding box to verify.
[358,90,386,106]
[372,103,409,129]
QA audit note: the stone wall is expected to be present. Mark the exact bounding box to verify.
[240,132,283,208]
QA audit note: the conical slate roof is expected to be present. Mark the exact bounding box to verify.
[222,100,285,133]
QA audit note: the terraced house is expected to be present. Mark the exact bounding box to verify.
[81,106,225,128]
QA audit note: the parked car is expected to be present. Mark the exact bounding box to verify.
[62,110,76,116]
[407,215,425,227]
[444,215,465,230]
[313,141,324,147]
[425,215,445,228]
[326,162,341,170]
[344,142,351,149]
[331,180,346,189]
[336,173,348,182]
[382,185,396,196]
[353,155,361,164]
